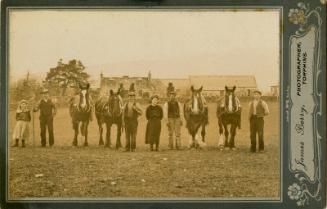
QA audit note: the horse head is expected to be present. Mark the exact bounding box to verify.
[109,88,122,118]
[190,85,204,115]
[224,85,239,113]
[78,82,91,112]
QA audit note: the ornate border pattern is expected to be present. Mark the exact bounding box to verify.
[287,2,323,207]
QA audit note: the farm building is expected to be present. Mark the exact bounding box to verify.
[189,75,257,97]
[270,85,279,97]
[99,71,154,97]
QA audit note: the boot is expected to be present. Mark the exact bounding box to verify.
[22,140,26,148]
[12,139,19,147]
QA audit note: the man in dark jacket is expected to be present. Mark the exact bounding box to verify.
[163,90,183,150]
[33,89,57,147]
[248,90,269,153]
[123,91,142,152]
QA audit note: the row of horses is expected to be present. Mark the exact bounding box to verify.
[69,84,241,149]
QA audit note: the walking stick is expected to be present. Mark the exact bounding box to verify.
[32,109,35,147]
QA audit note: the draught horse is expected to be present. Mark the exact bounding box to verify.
[184,86,209,148]
[69,83,93,146]
[216,86,242,150]
[95,89,124,149]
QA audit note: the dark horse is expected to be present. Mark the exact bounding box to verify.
[95,89,123,149]
[184,86,208,148]
[69,83,93,146]
[216,86,242,150]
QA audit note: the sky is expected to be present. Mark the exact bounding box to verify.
[9,9,280,91]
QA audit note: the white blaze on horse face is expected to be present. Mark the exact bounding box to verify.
[81,90,87,108]
[228,94,233,112]
[193,95,199,114]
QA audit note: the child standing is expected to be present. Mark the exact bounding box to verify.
[248,90,270,153]
[12,100,31,147]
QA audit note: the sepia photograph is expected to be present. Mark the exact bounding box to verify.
[7,8,281,200]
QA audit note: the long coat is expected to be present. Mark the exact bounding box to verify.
[145,105,163,145]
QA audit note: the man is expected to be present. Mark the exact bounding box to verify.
[248,90,269,153]
[33,89,57,147]
[123,91,142,152]
[163,90,183,150]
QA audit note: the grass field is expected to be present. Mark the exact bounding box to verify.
[8,101,280,199]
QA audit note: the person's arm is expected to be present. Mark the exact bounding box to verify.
[33,101,40,112]
[27,111,32,122]
[178,102,184,120]
[163,102,168,121]
[159,106,163,120]
[146,106,150,120]
[52,101,57,116]
[134,103,142,116]
[262,101,270,115]
[248,102,253,120]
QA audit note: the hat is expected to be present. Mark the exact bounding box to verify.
[19,99,28,105]
[40,89,49,94]
[150,94,159,100]
[253,89,262,95]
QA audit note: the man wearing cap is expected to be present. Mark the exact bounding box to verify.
[123,91,142,152]
[248,90,269,153]
[163,90,183,150]
[33,89,57,147]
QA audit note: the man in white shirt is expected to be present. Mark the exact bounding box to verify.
[248,90,270,153]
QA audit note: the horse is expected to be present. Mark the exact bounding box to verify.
[95,89,124,149]
[216,86,242,150]
[184,86,209,148]
[69,83,93,146]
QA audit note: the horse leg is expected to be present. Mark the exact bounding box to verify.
[116,123,122,149]
[99,122,104,146]
[224,124,229,148]
[218,119,225,149]
[72,122,78,146]
[230,123,237,149]
[201,124,206,142]
[192,134,196,149]
[105,122,111,148]
[84,121,89,146]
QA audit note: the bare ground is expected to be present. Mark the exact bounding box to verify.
[8,101,280,199]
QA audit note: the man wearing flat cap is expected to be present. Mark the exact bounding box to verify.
[123,89,142,152]
[163,90,183,150]
[33,89,57,147]
[248,89,269,153]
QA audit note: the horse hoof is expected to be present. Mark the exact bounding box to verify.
[84,143,88,147]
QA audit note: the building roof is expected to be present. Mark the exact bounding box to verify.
[160,79,190,90]
[189,75,257,90]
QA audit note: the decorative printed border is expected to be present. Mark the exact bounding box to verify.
[287,2,323,207]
